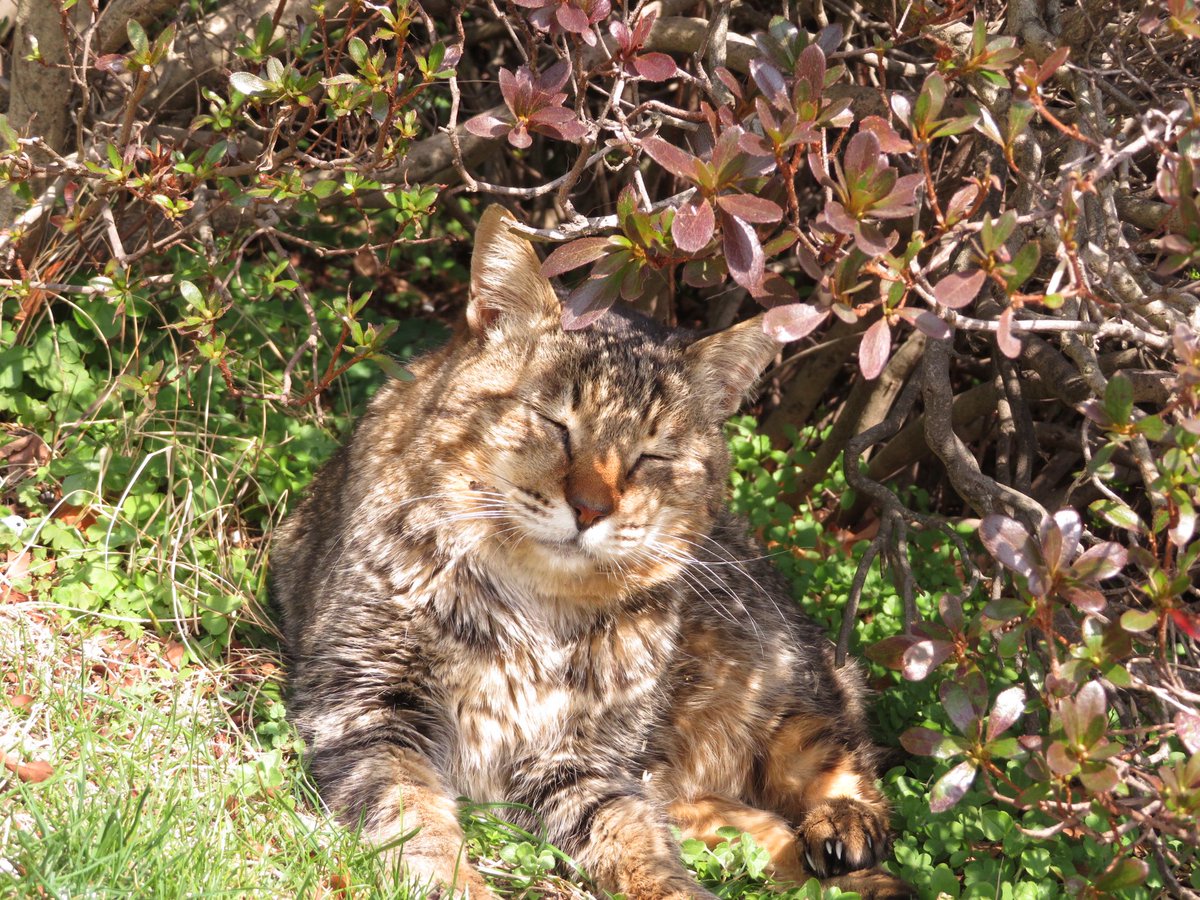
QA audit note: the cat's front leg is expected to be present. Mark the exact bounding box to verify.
[309,737,494,898]
[537,783,717,900]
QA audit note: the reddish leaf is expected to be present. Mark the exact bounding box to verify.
[1169,608,1200,640]
[945,184,980,222]
[672,196,716,253]
[720,211,765,293]
[11,693,34,709]
[962,669,990,720]
[498,66,521,111]
[996,306,1022,358]
[714,193,783,224]
[562,276,620,330]
[631,10,656,45]
[980,515,1042,585]
[859,115,914,153]
[795,43,827,95]
[1043,509,1082,571]
[508,123,533,149]
[929,759,978,812]
[763,303,830,342]
[933,269,986,309]
[866,634,919,669]
[756,274,799,306]
[843,131,883,181]
[749,58,789,107]
[902,639,954,680]
[464,114,512,139]
[822,200,857,236]
[1071,681,1108,747]
[539,116,587,143]
[894,307,951,340]
[900,726,955,758]
[1063,587,1107,615]
[1079,761,1119,793]
[858,318,891,380]
[528,106,577,126]
[1176,710,1200,754]
[641,136,700,183]
[555,3,589,33]
[853,222,898,257]
[1046,740,1077,777]
[1071,542,1128,582]
[95,53,128,74]
[541,238,613,278]
[941,681,982,733]
[1037,45,1071,84]
[681,257,727,288]
[634,52,677,81]
[873,174,924,217]
[987,687,1026,743]
[795,244,824,281]
[1170,501,1196,546]
[1,751,54,783]
[537,58,572,94]
[939,593,965,633]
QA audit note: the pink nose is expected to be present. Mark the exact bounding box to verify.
[568,494,613,528]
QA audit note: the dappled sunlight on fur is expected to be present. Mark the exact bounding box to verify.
[272,206,910,899]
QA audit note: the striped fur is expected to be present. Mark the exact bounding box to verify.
[271,206,910,899]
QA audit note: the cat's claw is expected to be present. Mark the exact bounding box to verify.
[797,797,890,877]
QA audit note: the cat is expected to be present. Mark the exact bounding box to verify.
[271,205,911,899]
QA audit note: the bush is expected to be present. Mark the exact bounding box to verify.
[1,0,1198,895]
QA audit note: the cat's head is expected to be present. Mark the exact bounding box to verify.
[412,205,780,602]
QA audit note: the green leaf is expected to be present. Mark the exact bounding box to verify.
[1103,375,1134,425]
[230,72,271,96]
[1134,414,1167,440]
[127,19,149,56]
[1095,857,1148,891]
[1090,498,1143,534]
[1006,242,1040,288]
[179,280,203,308]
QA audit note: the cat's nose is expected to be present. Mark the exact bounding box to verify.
[569,494,613,529]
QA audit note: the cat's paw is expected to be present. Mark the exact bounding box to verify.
[795,797,889,877]
[825,869,915,900]
[400,852,497,900]
[622,871,719,900]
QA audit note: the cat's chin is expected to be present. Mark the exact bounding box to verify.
[483,529,682,604]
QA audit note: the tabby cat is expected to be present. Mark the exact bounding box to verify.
[271,205,910,899]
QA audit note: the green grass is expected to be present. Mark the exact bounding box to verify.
[0,607,414,898]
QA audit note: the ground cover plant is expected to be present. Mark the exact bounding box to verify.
[1,0,1199,896]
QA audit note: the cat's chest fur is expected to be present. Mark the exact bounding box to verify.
[427,574,679,801]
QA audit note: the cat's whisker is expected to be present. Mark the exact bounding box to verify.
[630,544,745,632]
[672,532,791,629]
[639,541,769,647]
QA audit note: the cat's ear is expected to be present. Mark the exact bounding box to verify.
[468,205,560,335]
[685,315,781,418]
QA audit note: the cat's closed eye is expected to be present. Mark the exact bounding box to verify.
[627,452,672,479]
[535,410,571,456]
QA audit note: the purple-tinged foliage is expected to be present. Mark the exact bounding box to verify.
[465,62,586,148]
